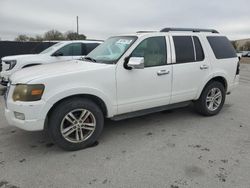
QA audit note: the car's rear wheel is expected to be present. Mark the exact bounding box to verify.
[48,98,104,151]
[194,81,225,116]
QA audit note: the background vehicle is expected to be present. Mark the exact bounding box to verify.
[0,40,102,85]
[242,51,250,57]
[3,28,239,151]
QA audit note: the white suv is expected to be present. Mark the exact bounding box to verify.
[0,40,102,85]
[1,28,240,151]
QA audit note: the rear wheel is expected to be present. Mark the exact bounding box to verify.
[48,98,104,151]
[194,81,225,116]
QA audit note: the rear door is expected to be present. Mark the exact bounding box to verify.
[170,35,211,103]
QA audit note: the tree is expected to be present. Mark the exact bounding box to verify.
[65,31,86,40]
[231,41,238,50]
[28,35,43,42]
[15,34,29,42]
[243,41,250,51]
[13,30,87,42]
[43,30,64,41]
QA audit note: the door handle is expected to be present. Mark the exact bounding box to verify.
[157,70,170,76]
[200,65,209,70]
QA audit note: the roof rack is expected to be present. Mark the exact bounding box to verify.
[136,31,157,33]
[160,28,219,34]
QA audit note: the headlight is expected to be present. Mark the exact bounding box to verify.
[5,60,17,71]
[13,84,45,102]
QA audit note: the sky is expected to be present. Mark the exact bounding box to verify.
[0,0,250,41]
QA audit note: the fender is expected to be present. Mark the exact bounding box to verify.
[195,71,228,99]
[40,85,116,120]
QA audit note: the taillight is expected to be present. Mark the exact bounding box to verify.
[236,62,240,75]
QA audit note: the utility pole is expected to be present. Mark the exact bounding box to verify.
[76,16,79,34]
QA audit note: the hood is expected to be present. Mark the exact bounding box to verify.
[1,54,37,61]
[10,60,110,84]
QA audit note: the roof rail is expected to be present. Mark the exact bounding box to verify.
[136,31,157,33]
[160,28,219,34]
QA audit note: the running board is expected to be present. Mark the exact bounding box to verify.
[111,101,191,121]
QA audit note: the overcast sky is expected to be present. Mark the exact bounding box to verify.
[0,0,249,41]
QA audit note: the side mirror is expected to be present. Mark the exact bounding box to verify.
[127,57,144,69]
[53,52,63,57]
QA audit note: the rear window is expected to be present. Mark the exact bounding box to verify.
[207,36,237,59]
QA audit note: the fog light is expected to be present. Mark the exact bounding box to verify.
[14,112,25,120]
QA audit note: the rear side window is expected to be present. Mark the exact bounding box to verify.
[207,36,237,59]
[55,43,82,56]
[173,36,195,63]
[193,36,204,61]
[83,43,101,55]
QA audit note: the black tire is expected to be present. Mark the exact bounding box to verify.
[194,81,226,116]
[48,97,104,151]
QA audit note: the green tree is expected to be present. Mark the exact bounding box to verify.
[231,41,238,50]
[15,34,29,42]
[65,31,86,40]
[43,30,64,41]
[243,41,250,51]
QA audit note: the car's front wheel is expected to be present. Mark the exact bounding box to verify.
[194,81,226,116]
[48,98,104,151]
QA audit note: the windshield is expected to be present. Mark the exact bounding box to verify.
[40,42,63,54]
[86,36,137,64]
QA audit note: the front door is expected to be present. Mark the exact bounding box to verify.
[116,36,172,114]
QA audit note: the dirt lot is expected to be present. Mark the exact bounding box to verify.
[0,65,250,188]
[241,57,250,64]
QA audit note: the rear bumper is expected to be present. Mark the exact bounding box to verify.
[228,75,240,93]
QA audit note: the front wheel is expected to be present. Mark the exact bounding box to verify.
[48,98,104,151]
[194,81,226,116]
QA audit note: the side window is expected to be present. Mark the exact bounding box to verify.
[207,36,237,59]
[71,43,82,56]
[193,36,205,61]
[55,43,82,56]
[131,36,167,67]
[173,36,195,63]
[84,43,100,55]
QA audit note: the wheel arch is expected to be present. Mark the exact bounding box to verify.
[197,76,228,99]
[44,94,109,130]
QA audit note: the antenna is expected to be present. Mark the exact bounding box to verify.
[76,16,79,34]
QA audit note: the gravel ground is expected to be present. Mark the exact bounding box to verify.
[0,64,250,188]
[241,57,250,64]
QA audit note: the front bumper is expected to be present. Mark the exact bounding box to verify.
[4,98,47,131]
[5,109,45,131]
[0,72,10,86]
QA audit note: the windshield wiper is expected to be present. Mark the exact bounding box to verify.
[82,56,97,62]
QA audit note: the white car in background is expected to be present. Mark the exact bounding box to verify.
[0,40,102,85]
